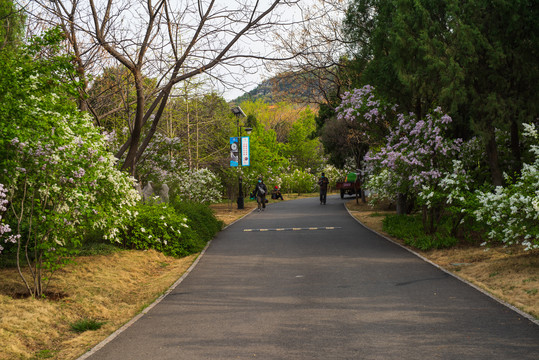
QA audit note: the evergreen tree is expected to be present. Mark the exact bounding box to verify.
[343,0,539,186]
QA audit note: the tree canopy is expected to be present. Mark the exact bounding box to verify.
[342,0,539,185]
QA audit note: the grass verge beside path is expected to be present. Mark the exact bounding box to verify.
[0,250,198,360]
[346,199,539,321]
[0,196,276,360]
[1,193,536,360]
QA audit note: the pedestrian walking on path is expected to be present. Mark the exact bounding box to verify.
[252,177,268,211]
[318,172,329,205]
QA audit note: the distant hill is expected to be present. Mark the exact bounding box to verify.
[232,71,332,105]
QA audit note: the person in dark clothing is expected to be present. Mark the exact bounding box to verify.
[271,185,284,200]
[318,172,329,205]
[253,177,268,211]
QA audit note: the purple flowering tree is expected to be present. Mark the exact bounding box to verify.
[333,85,397,200]
[364,107,462,230]
[336,85,396,149]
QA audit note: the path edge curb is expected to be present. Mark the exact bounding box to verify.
[344,203,539,327]
[76,207,256,360]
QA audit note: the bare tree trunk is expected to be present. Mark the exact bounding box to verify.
[510,118,522,176]
[486,125,503,186]
[396,193,407,215]
[121,69,145,175]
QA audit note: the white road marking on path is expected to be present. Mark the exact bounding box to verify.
[243,227,342,232]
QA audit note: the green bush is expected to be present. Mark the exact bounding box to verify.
[382,214,457,251]
[170,199,223,242]
[119,203,207,257]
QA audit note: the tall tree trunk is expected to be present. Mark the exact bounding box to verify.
[486,125,503,186]
[121,70,145,176]
[510,118,522,176]
[396,193,407,215]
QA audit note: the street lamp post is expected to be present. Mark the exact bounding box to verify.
[231,106,251,209]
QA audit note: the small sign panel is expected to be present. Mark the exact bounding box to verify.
[230,137,239,167]
[241,136,250,166]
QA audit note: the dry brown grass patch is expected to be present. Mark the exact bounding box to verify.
[0,250,197,360]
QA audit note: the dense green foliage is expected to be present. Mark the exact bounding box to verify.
[119,200,222,257]
[342,0,539,186]
[0,27,140,297]
[230,100,337,195]
[170,200,223,243]
[0,0,25,50]
[382,215,458,250]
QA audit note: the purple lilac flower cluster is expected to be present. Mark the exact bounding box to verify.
[335,85,393,146]
[365,107,462,192]
[0,183,21,254]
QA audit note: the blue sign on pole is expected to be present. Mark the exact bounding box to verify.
[230,137,239,167]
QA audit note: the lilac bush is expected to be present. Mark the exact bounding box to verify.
[364,108,462,213]
[0,28,140,297]
[474,123,539,250]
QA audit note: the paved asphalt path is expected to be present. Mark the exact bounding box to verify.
[82,196,539,360]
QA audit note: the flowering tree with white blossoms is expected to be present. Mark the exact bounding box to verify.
[0,28,140,297]
[110,129,223,204]
[170,166,223,204]
[474,123,539,250]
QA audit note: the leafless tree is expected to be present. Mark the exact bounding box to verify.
[25,0,304,175]
[269,0,350,105]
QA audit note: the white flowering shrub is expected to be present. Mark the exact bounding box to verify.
[417,159,479,235]
[364,168,395,204]
[321,164,348,189]
[169,165,224,203]
[119,203,202,257]
[474,123,539,250]
[114,130,223,204]
[0,28,140,297]
[243,165,322,196]
[280,168,318,194]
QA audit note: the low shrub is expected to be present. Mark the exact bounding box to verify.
[383,214,457,251]
[119,202,206,257]
[170,199,223,242]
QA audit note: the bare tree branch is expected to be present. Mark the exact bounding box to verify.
[24,0,310,175]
